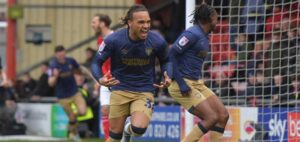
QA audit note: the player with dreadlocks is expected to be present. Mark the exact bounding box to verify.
[91,4,171,142]
[168,4,229,142]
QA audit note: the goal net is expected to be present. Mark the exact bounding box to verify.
[192,0,300,141]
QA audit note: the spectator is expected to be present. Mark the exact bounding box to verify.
[277,17,290,36]
[82,47,97,70]
[19,72,36,100]
[265,30,289,76]
[287,75,300,106]
[211,73,235,99]
[250,40,265,62]
[265,5,288,38]
[256,71,271,98]
[82,47,98,97]
[229,33,251,83]
[151,16,166,37]
[0,56,9,106]
[74,73,96,138]
[286,26,299,75]
[210,28,236,65]
[289,2,300,27]
[244,71,264,106]
[244,72,257,104]
[214,19,229,34]
[245,40,268,77]
[31,62,54,100]
[3,79,18,108]
[246,71,271,106]
[241,0,265,36]
[0,57,7,88]
[271,74,289,106]
[232,33,248,64]
[48,45,89,141]
[0,12,5,21]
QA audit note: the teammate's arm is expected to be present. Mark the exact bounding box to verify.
[79,65,91,76]
[48,60,60,87]
[48,68,60,87]
[70,58,96,82]
[170,48,190,96]
[154,41,172,88]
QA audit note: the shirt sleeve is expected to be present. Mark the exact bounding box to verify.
[156,40,172,77]
[169,31,198,93]
[70,58,80,69]
[172,31,197,54]
[169,47,190,93]
[91,40,113,81]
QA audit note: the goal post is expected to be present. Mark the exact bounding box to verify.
[184,0,196,137]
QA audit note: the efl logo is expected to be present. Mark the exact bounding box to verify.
[244,121,255,135]
[288,112,300,142]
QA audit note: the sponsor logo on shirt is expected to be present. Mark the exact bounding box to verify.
[98,42,106,52]
[178,36,189,47]
[122,58,150,66]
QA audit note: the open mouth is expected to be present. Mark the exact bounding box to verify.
[140,29,149,38]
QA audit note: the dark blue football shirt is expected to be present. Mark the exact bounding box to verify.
[49,57,79,99]
[91,28,171,93]
[172,25,209,80]
[170,25,209,92]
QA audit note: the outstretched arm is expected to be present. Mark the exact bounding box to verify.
[48,68,60,87]
[154,42,172,88]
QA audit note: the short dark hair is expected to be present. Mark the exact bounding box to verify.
[191,4,217,25]
[54,45,65,53]
[95,14,112,27]
[85,47,96,53]
[121,4,148,26]
[41,61,49,67]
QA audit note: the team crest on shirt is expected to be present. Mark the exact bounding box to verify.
[178,36,189,46]
[145,47,153,56]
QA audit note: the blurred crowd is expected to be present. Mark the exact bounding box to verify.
[203,1,300,107]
